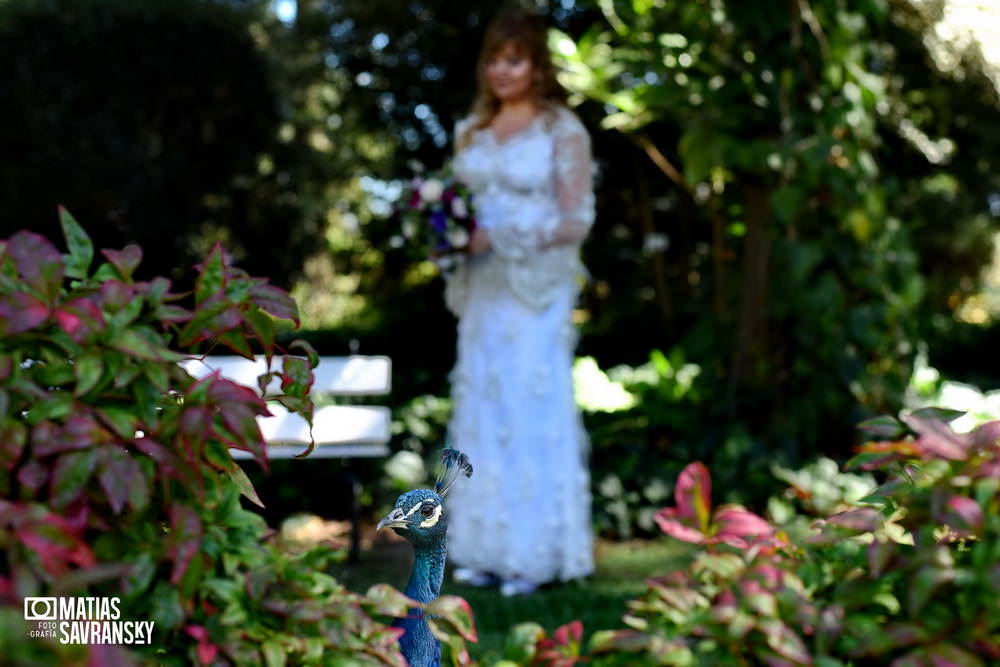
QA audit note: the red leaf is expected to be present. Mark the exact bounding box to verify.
[101,245,143,281]
[17,459,49,492]
[87,644,136,667]
[826,508,881,533]
[972,421,1000,450]
[554,620,583,646]
[98,447,140,515]
[942,496,983,535]
[17,515,95,575]
[53,297,104,342]
[7,231,64,302]
[185,625,208,642]
[35,414,112,457]
[654,509,706,544]
[713,506,774,547]
[674,462,712,530]
[0,292,50,335]
[168,503,202,584]
[868,540,895,578]
[132,437,180,477]
[250,283,299,325]
[205,376,268,411]
[903,415,972,460]
[99,280,137,311]
[196,641,218,665]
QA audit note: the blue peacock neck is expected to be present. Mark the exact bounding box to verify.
[403,539,447,604]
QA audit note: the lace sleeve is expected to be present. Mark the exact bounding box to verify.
[488,109,595,259]
[547,110,596,246]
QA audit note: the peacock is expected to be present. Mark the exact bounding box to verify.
[376,448,473,667]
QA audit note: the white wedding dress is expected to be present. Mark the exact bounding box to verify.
[443,105,595,585]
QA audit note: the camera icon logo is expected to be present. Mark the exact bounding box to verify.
[24,597,57,621]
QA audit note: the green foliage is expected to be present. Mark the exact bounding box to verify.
[552,0,1000,473]
[495,410,1000,665]
[583,350,781,537]
[0,212,466,665]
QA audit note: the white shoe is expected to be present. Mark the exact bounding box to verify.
[500,577,538,597]
[452,568,498,587]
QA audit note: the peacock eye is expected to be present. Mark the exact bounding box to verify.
[420,504,435,517]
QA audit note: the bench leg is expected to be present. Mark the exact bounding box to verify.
[346,460,362,564]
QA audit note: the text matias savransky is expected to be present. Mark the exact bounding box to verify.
[24,596,155,645]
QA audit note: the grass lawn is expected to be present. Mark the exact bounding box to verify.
[328,536,693,663]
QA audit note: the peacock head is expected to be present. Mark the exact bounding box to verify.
[376,449,473,548]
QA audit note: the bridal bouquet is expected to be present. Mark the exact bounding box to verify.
[394,163,476,271]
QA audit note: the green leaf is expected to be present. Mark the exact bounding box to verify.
[196,243,226,306]
[122,552,156,597]
[217,329,254,359]
[425,595,478,642]
[91,262,119,282]
[288,339,320,370]
[844,451,892,471]
[25,393,74,425]
[52,449,97,507]
[73,353,104,396]
[365,584,417,617]
[224,461,265,509]
[108,296,144,331]
[857,415,907,439]
[262,640,286,667]
[59,207,93,280]
[96,406,138,439]
[244,308,276,355]
[149,582,185,631]
[503,622,544,662]
[909,407,965,423]
[110,328,184,362]
[142,363,169,393]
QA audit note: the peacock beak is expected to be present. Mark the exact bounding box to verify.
[376,508,409,531]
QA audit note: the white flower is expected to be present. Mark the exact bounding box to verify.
[446,227,470,248]
[402,218,418,239]
[451,196,468,218]
[419,179,444,203]
[434,255,457,272]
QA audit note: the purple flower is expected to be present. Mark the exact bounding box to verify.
[431,211,447,233]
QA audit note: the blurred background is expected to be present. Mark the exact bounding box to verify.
[3,0,999,539]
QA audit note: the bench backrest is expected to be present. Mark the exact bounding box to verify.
[180,355,392,456]
[180,355,391,396]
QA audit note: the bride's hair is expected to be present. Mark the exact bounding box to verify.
[457,9,569,150]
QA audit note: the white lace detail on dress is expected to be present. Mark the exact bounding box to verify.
[443,105,596,585]
[445,106,595,315]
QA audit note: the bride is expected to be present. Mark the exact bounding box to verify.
[443,9,595,596]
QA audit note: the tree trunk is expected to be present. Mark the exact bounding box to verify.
[730,185,773,391]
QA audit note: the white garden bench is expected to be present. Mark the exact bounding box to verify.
[181,354,392,561]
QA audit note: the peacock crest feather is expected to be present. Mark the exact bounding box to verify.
[376,448,473,667]
[435,448,473,498]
